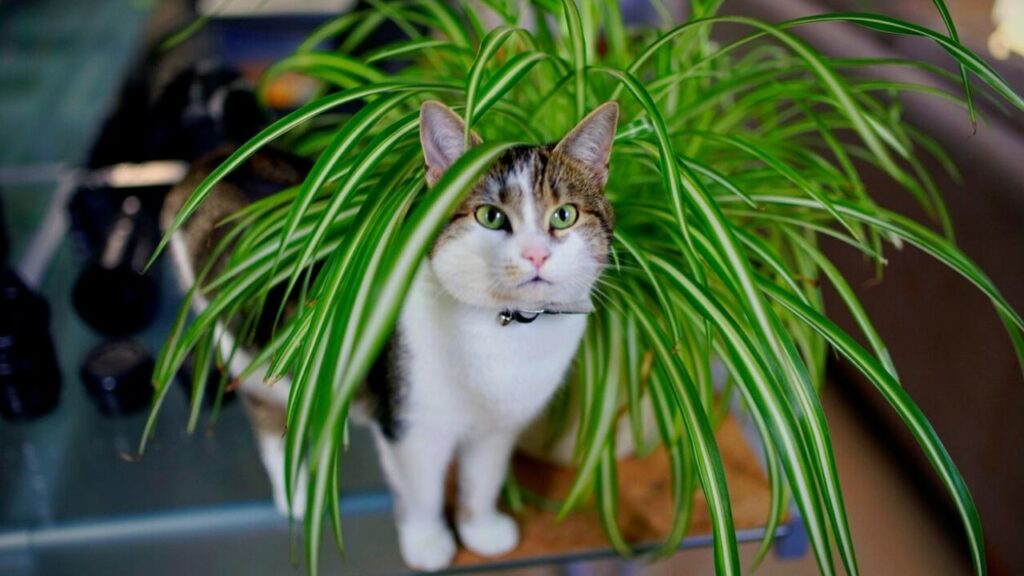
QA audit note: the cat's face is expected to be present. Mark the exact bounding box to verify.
[420,101,618,310]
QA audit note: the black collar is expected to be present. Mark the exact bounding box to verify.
[497,308,589,326]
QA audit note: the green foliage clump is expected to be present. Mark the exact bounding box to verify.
[147,1,1024,574]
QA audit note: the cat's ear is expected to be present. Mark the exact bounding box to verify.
[420,101,481,187]
[554,101,619,187]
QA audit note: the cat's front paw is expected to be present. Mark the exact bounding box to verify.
[397,519,456,572]
[456,512,519,557]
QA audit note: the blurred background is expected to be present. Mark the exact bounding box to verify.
[1,1,1022,575]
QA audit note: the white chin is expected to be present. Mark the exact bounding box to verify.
[462,286,554,309]
[440,279,564,309]
[496,279,590,310]
[509,282,559,305]
[428,258,592,309]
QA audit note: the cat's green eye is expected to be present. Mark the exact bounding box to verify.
[550,204,579,230]
[474,205,508,230]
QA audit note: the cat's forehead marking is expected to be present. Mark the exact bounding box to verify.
[479,147,548,230]
[509,162,544,232]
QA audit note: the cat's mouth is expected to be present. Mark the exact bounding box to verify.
[521,275,552,286]
[497,275,555,307]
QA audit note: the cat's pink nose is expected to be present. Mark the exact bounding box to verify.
[522,245,551,269]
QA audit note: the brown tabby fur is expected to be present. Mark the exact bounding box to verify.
[431,143,615,262]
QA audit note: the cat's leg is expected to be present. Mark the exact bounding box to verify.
[373,426,458,572]
[240,393,307,519]
[455,430,520,557]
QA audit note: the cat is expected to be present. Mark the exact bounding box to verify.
[161,100,618,572]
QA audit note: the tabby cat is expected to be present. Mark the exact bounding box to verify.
[162,100,618,571]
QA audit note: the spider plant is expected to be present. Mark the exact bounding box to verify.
[144,1,1024,574]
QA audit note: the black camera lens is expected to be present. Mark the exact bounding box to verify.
[80,339,154,416]
[0,268,62,421]
[71,194,159,336]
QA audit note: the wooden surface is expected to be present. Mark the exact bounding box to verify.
[453,414,774,566]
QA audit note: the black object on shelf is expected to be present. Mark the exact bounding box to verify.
[0,270,63,421]
[80,339,154,416]
[89,62,269,167]
[71,190,161,337]
[0,266,62,421]
[147,63,268,162]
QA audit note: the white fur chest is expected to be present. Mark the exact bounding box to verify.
[399,266,586,433]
